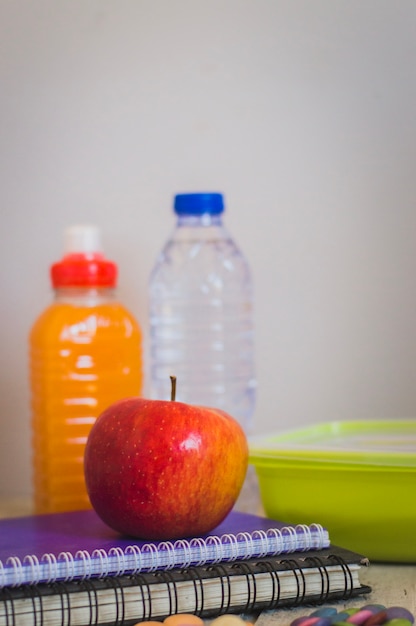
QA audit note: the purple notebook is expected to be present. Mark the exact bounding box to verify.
[0,509,329,587]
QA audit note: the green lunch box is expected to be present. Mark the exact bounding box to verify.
[249,420,416,563]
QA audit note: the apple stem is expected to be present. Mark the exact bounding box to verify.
[170,376,177,401]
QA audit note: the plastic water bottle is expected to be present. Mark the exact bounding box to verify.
[29,225,143,513]
[148,192,256,434]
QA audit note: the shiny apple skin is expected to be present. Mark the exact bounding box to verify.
[84,397,248,539]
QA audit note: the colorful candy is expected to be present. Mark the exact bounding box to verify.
[291,616,332,626]
[346,609,377,625]
[311,609,339,618]
[133,604,414,626]
[290,604,414,626]
[331,614,353,624]
[385,608,414,623]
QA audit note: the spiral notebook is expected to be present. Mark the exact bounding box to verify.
[0,545,371,626]
[0,508,329,588]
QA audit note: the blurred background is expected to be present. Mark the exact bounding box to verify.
[1,0,416,500]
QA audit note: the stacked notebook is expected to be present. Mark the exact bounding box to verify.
[0,508,371,626]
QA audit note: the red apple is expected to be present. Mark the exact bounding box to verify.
[84,381,248,540]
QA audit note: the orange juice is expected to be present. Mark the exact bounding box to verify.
[29,226,143,513]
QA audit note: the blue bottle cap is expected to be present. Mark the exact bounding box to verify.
[174,193,224,215]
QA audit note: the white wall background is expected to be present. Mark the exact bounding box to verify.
[1,1,416,499]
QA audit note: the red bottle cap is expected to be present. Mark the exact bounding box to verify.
[50,225,118,288]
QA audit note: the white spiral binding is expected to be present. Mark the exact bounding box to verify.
[311,522,327,548]
[221,533,239,561]
[59,551,75,581]
[174,539,192,569]
[158,542,176,569]
[285,525,298,552]
[0,522,329,588]
[92,548,110,578]
[23,554,40,586]
[5,557,23,587]
[124,544,142,574]
[141,543,159,572]
[75,550,92,580]
[41,552,57,584]
[264,528,283,553]
[108,547,125,577]
[191,537,206,566]
[236,531,254,558]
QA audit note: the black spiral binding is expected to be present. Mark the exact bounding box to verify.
[327,553,354,600]
[281,558,306,606]
[49,581,71,626]
[103,575,126,626]
[154,569,179,618]
[302,555,331,603]
[205,563,232,615]
[23,583,44,626]
[182,566,205,616]
[254,559,281,610]
[0,585,16,626]
[128,572,153,622]
[79,577,100,626]
[231,560,257,614]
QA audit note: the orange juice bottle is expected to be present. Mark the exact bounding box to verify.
[29,225,143,514]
